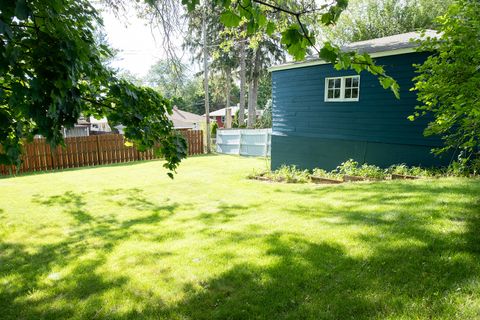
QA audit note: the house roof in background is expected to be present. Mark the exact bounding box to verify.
[269,30,439,72]
[88,116,109,124]
[170,118,195,129]
[341,30,438,54]
[170,107,205,123]
[206,106,263,117]
[208,106,240,117]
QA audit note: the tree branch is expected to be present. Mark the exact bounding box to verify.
[295,14,319,54]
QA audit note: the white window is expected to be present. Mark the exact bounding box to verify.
[325,75,360,102]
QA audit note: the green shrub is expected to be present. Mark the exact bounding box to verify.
[211,122,218,136]
[261,165,311,183]
[249,158,479,184]
[357,164,386,180]
[335,159,385,179]
[388,164,430,177]
[388,164,410,176]
[408,166,431,177]
[335,159,359,176]
[312,168,342,180]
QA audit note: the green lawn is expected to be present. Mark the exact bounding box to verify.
[0,155,479,319]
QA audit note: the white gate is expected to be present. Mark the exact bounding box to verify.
[216,128,271,157]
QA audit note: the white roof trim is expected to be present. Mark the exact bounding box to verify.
[269,47,416,72]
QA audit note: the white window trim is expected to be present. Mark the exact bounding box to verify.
[324,75,360,102]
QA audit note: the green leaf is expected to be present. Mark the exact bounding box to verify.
[379,77,400,99]
[379,76,394,89]
[266,21,275,35]
[256,13,267,27]
[246,19,257,34]
[319,43,338,63]
[15,0,30,20]
[0,20,13,39]
[181,0,200,12]
[321,13,334,25]
[281,25,308,60]
[220,10,241,27]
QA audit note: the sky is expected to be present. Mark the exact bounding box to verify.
[95,2,193,78]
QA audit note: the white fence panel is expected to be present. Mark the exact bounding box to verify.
[217,128,271,157]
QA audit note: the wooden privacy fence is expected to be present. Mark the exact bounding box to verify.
[0,130,203,175]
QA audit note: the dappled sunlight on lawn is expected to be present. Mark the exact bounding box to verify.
[0,156,479,319]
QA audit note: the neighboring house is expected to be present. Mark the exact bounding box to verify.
[62,116,111,137]
[207,105,263,128]
[63,108,203,138]
[88,116,111,133]
[269,31,450,170]
[169,106,205,130]
[63,125,89,137]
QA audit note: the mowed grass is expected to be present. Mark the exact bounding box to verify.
[0,155,479,319]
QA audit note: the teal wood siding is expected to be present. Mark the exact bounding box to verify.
[271,52,450,170]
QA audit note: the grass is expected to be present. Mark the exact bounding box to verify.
[0,154,479,319]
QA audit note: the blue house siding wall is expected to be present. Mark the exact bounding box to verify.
[271,52,449,170]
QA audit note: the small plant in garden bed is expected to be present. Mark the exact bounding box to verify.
[248,158,480,185]
[248,165,311,183]
[388,164,429,179]
[311,168,343,183]
[335,159,386,180]
[268,165,311,183]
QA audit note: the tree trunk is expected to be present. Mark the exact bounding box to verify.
[202,2,211,153]
[252,75,259,127]
[248,48,260,128]
[247,81,253,128]
[239,35,246,127]
[225,66,231,128]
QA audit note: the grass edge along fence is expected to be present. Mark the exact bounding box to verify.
[0,130,203,176]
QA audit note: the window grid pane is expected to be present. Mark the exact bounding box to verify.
[325,76,359,101]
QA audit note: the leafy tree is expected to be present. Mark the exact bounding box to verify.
[0,0,186,176]
[183,3,240,125]
[411,0,480,161]
[117,70,143,86]
[255,99,272,128]
[108,0,406,98]
[323,0,452,43]
[144,59,187,98]
[209,73,240,111]
[180,0,402,98]
[257,73,272,111]
[180,77,205,114]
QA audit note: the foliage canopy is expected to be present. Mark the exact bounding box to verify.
[180,0,401,98]
[412,0,480,160]
[0,0,187,176]
[323,0,452,43]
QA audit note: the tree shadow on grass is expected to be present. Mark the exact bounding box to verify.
[32,191,94,224]
[1,188,185,319]
[196,203,261,226]
[1,181,479,319]
[162,221,479,319]
[152,182,480,319]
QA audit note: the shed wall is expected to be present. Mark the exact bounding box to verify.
[271,52,449,170]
